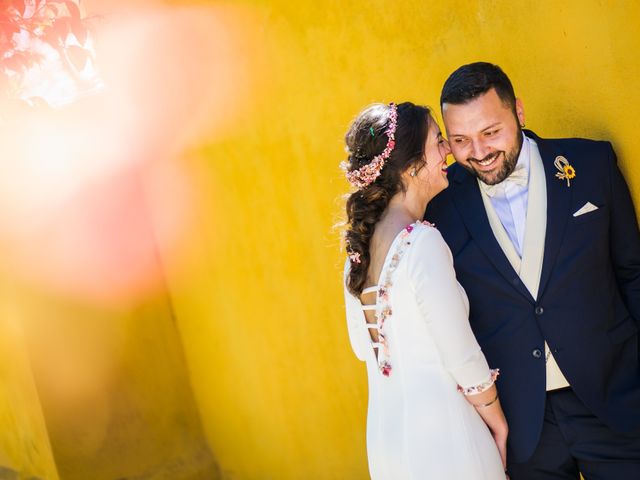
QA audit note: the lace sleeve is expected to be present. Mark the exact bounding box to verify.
[457,368,500,396]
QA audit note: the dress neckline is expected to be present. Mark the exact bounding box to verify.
[360,221,431,303]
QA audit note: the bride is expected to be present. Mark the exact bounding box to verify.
[341,102,508,479]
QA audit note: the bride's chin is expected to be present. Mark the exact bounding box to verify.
[434,180,449,195]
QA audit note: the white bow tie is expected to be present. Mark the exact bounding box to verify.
[479,164,528,197]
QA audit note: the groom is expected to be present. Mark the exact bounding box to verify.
[426,62,640,478]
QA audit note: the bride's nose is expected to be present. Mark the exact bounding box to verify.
[441,139,452,156]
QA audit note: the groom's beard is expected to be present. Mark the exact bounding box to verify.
[463,127,523,185]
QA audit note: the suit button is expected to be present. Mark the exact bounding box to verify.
[532,348,543,359]
[535,306,544,315]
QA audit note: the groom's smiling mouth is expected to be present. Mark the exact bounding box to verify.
[470,151,501,171]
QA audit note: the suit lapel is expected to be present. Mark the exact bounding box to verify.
[519,138,547,300]
[451,167,534,302]
[525,130,574,298]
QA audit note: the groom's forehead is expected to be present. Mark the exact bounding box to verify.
[442,92,512,131]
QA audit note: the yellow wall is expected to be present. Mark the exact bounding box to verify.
[0,281,219,480]
[170,1,640,479]
[0,281,59,480]
[2,1,640,479]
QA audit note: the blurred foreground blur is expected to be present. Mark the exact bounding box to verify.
[0,1,263,478]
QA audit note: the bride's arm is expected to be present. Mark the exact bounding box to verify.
[466,384,508,469]
[407,227,508,466]
[343,259,371,361]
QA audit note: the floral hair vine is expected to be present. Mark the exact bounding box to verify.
[341,103,399,189]
[345,238,362,264]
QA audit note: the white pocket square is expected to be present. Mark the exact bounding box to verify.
[573,202,599,217]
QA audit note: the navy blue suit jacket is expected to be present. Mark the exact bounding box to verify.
[425,130,640,462]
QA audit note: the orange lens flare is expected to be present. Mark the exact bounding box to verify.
[1,2,263,304]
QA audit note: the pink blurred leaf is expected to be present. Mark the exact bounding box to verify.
[64,0,80,21]
[66,44,88,71]
[10,0,25,16]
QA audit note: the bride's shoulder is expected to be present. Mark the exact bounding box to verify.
[408,220,441,240]
[386,220,441,251]
[411,220,437,232]
[406,220,451,258]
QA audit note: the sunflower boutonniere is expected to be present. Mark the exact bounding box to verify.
[554,155,576,187]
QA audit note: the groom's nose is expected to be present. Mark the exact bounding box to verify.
[470,139,489,160]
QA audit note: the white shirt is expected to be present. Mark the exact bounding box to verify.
[483,134,531,257]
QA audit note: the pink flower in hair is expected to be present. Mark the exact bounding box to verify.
[341,103,399,189]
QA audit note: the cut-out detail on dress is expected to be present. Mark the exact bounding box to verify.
[361,286,379,295]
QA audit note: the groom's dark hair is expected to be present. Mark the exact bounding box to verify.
[440,62,516,111]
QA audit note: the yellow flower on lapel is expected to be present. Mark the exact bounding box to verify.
[554,155,576,187]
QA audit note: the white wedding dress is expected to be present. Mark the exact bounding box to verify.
[344,222,506,480]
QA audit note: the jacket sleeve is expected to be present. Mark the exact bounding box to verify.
[607,143,640,327]
[407,227,494,393]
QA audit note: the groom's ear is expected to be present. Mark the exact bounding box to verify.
[515,98,525,127]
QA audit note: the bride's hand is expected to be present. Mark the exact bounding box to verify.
[491,424,508,472]
[466,385,509,475]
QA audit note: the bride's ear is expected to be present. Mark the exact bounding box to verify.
[400,167,416,187]
[400,167,416,191]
